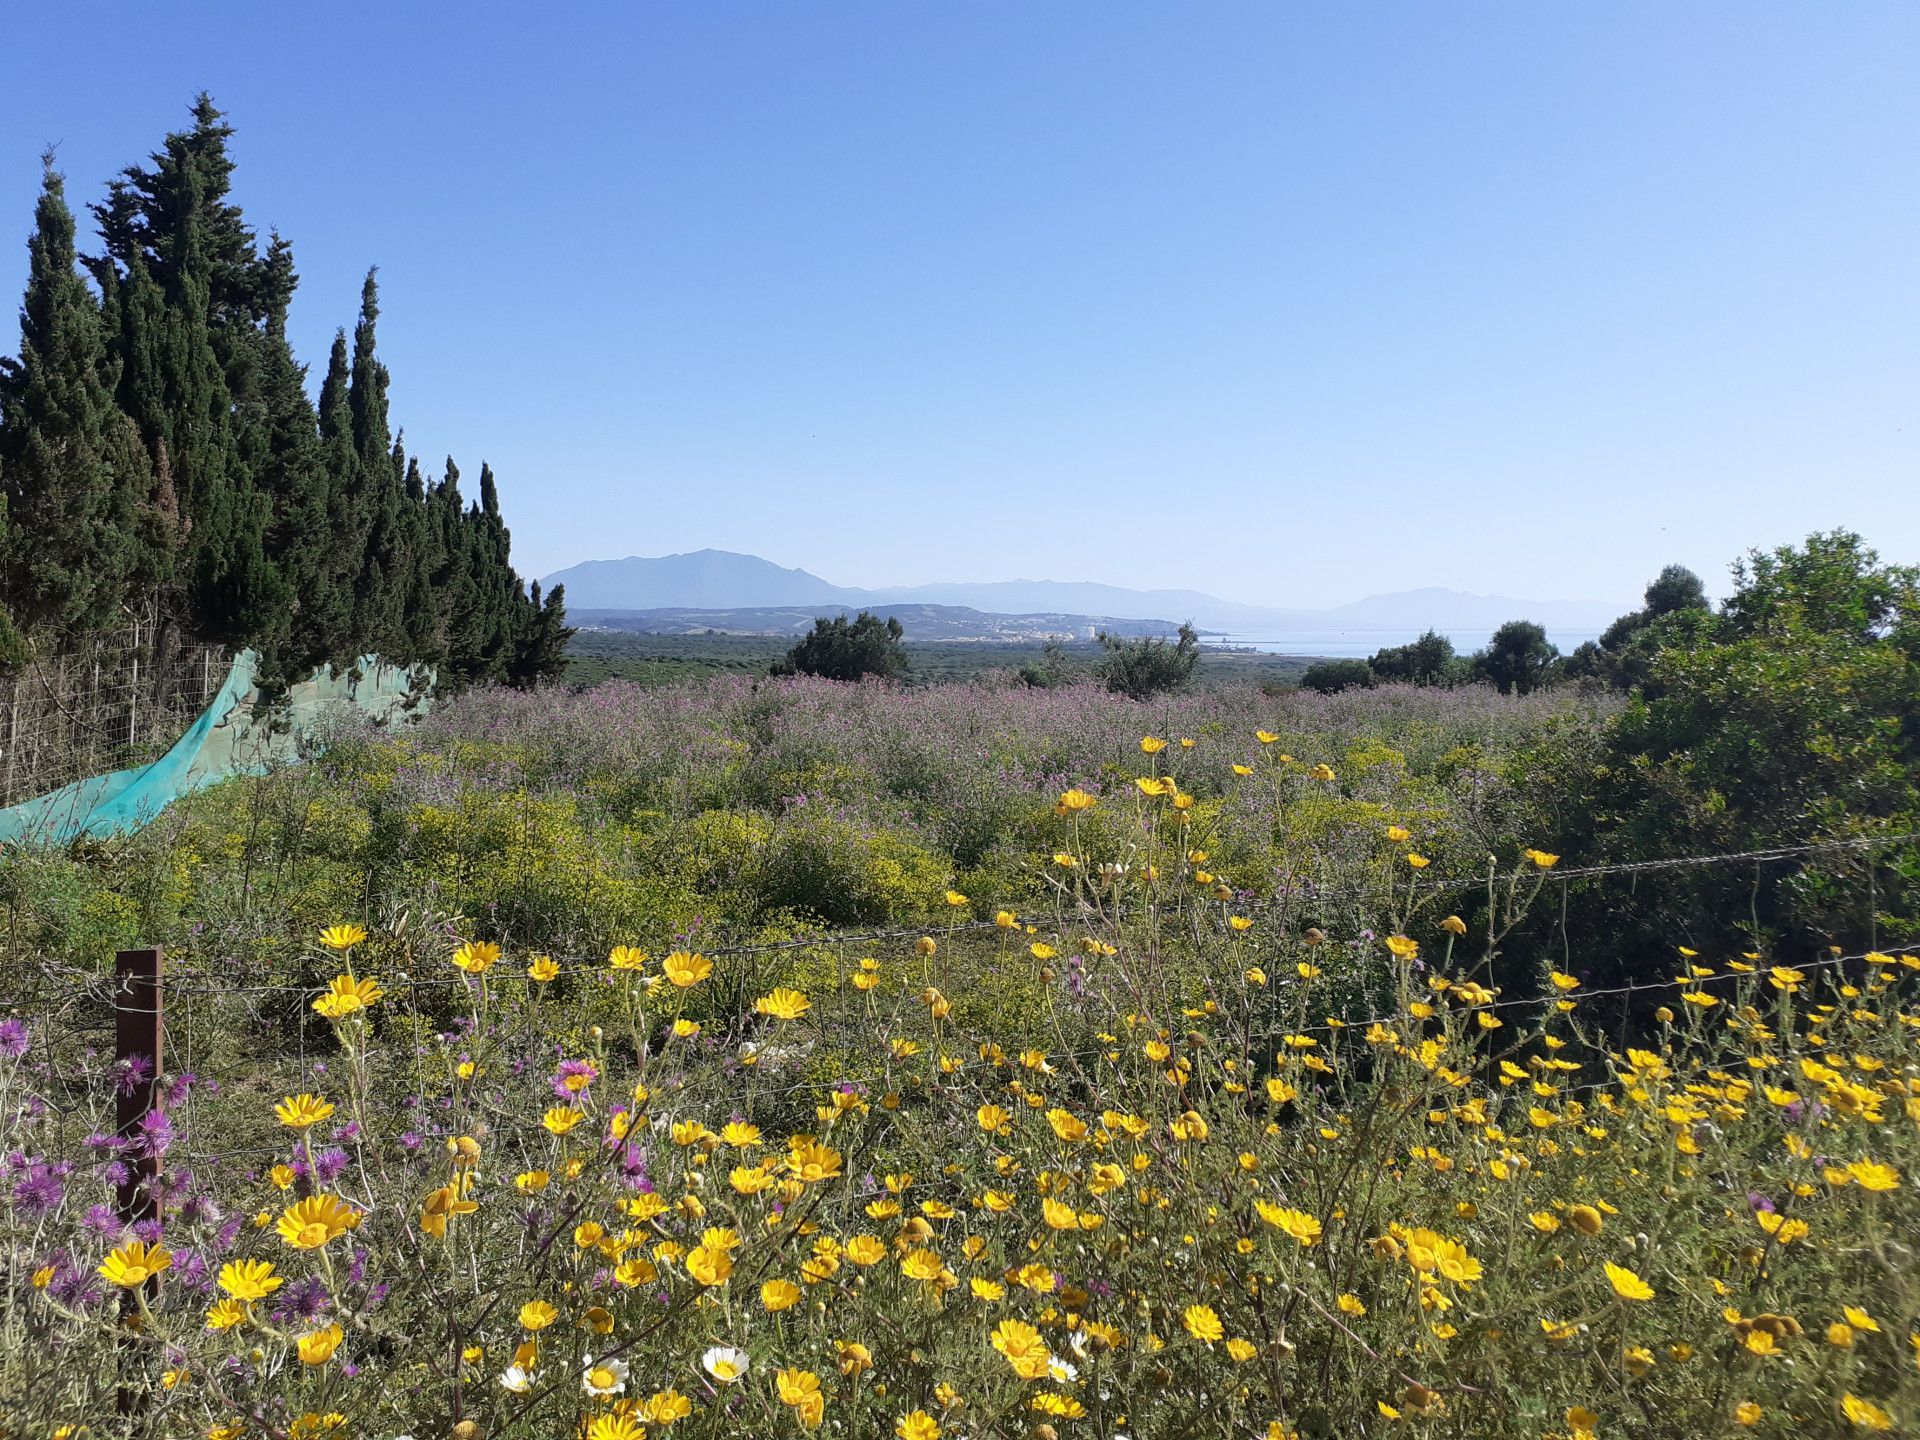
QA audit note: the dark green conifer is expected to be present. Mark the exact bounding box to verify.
[1,97,553,689]
[507,581,576,688]
[88,96,283,646]
[248,234,335,677]
[0,157,148,635]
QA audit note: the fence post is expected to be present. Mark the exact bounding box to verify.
[114,947,164,1227]
[113,946,163,1428]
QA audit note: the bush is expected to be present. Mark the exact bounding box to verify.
[1095,621,1199,700]
[750,809,948,925]
[1300,658,1374,693]
[1367,628,1454,685]
[1472,618,1559,694]
[771,611,908,682]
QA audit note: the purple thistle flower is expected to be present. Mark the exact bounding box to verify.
[133,1109,174,1160]
[0,1017,28,1059]
[83,1204,120,1237]
[13,1163,64,1217]
[115,1053,154,1095]
[51,1265,104,1308]
[172,1249,212,1293]
[272,1275,331,1324]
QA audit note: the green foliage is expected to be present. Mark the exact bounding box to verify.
[0,157,150,634]
[567,630,1316,691]
[772,610,910,682]
[506,581,577,689]
[0,98,560,689]
[1095,620,1199,700]
[1367,628,1456,685]
[1300,657,1374,694]
[1643,561,1708,617]
[1565,564,1714,693]
[752,810,948,925]
[1016,638,1077,689]
[1540,531,1920,978]
[1610,533,1917,844]
[1472,618,1559,695]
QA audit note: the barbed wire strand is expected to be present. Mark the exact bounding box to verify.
[7,827,1905,1012]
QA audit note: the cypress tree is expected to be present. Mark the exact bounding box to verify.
[0,156,148,636]
[431,458,488,681]
[346,273,407,658]
[0,495,28,673]
[469,464,520,679]
[396,452,441,664]
[506,581,575,688]
[0,98,553,691]
[89,96,283,646]
[248,234,334,679]
[313,329,363,664]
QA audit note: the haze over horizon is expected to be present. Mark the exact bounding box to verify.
[545,545,1630,616]
[3,3,1915,608]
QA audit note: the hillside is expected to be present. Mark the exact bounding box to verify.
[573,603,1183,642]
[544,549,1625,636]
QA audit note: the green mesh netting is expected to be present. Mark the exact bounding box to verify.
[0,651,427,847]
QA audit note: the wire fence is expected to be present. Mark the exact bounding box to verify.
[1,824,1912,1191]
[0,834,1911,1367]
[1,825,1912,1015]
[0,620,230,810]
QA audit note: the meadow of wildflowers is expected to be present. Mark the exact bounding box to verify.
[3,682,1916,1438]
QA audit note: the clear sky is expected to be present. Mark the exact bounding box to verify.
[2,3,1915,609]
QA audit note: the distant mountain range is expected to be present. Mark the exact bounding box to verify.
[544,550,1624,640]
[575,604,1180,643]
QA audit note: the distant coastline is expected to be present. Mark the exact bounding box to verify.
[1212,628,1604,660]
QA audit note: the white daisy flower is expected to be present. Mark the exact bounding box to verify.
[581,1355,630,1397]
[702,1345,750,1383]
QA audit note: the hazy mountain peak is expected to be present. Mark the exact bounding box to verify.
[543,551,1624,635]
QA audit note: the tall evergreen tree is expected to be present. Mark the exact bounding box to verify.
[0,98,564,690]
[0,157,149,636]
[247,234,336,678]
[507,581,576,688]
[0,495,29,673]
[312,328,362,663]
[346,272,408,658]
[88,96,283,646]
[397,452,441,662]
[430,458,482,677]
[468,463,519,677]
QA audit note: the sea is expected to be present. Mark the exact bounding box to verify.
[1212,628,1605,660]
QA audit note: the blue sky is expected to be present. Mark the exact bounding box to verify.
[1,3,1915,608]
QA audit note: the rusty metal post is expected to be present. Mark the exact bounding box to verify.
[114,947,164,1227]
[113,946,163,1429]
